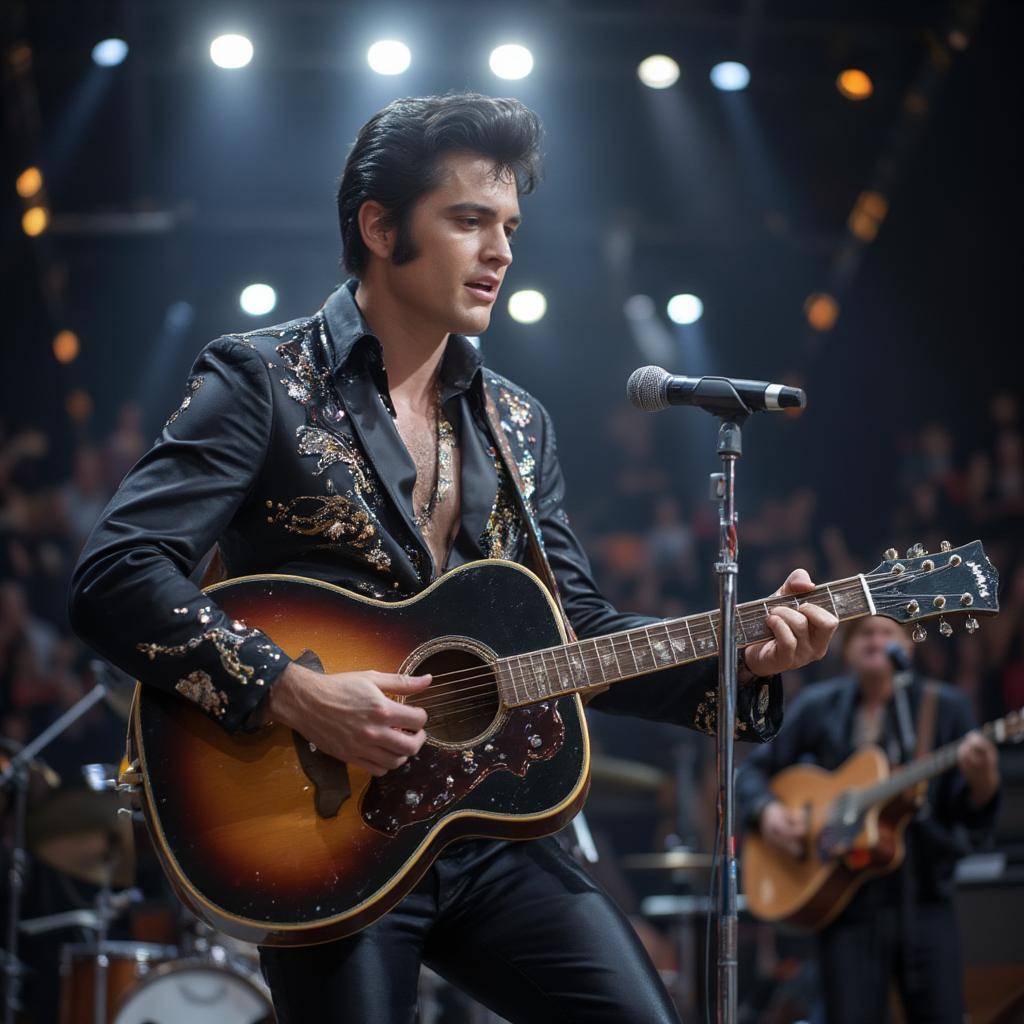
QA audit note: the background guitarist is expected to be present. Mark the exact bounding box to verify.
[69,93,839,1022]
[737,614,1000,1024]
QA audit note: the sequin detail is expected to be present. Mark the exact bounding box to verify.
[165,376,204,427]
[174,670,228,719]
[137,627,259,688]
[498,387,532,429]
[413,410,456,529]
[479,456,523,560]
[267,495,392,572]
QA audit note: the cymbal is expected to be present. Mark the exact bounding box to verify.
[0,741,61,815]
[26,789,134,888]
[620,851,714,871]
[589,756,667,793]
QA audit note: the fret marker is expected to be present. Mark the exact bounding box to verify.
[654,640,672,663]
[671,637,687,655]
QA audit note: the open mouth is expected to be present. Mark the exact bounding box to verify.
[465,279,498,302]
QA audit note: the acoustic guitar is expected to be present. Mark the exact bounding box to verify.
[124,541,997,946]
[741,704,1023,932]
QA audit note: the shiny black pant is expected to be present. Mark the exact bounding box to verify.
[259,837,681,1024]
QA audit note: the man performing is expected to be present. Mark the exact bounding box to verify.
[70,93,838,1022]
[737,615,1000,1024]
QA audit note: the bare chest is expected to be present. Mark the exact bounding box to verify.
[394,409,461,575]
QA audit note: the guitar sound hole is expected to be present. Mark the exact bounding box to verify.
[408,649,499,745]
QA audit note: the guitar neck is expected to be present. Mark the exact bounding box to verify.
[496,575,876,707]
[855,715,1015,811]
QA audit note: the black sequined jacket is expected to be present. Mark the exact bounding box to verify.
[69,281,782,739]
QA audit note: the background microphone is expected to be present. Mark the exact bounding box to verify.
[886,640,913,674]
[627,365,806,414]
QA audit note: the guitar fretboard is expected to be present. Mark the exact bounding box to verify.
[495,575,874,707]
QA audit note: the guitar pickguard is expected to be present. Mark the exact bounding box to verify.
[360,702,565,836]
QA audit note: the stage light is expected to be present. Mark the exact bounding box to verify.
[210,34,254,69]
[16,167,42,199]
[92,38,128,67]
[710,61,750,92]
[837,69,872,101]
[489,45,533,80]
[367,40,411,75]
[21,206,49,237]
[804,293,839,331]
[508,290,546,324]
[53,330,80,364]
[240,283,277,316]
[667,294,703,325]
[638,55,679,90]
[624,295,656,321]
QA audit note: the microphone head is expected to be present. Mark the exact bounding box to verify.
[886,640,912,672]
[627,365,670,412]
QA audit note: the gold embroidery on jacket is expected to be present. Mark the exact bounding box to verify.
[165,376,204,427]
[267,495,392,572]
[174,670,228,718]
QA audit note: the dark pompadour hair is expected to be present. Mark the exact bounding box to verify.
[337,93,543,276]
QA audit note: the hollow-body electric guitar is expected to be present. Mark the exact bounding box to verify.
[126,541,997,946]
[741,705,1023,932]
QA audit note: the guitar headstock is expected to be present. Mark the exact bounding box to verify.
[866,540,999,640]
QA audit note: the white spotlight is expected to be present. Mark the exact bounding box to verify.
[508,290,546,324]
[710,61,751,92]
[210,34,254,70]
[240,283,277,316]
[638,55,679,90]
[367,40,411,75]
[490,44,534,81]
[92,38,128,67]
[667,294,703,325]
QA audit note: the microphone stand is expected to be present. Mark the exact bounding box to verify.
[710,409,746,1024]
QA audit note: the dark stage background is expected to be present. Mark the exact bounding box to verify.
[2,1,1022,1022]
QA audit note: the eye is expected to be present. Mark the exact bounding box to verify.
[459,217,480,228]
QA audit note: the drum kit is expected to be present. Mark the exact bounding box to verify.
[1,671,274,1024]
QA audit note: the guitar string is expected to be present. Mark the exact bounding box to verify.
[410,575,959,714]
[411,577,976,718]
[413,566,943,699]
[411,561,955,694]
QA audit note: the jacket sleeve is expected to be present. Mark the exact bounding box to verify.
[531,400,782,742]
[68,337,291,732]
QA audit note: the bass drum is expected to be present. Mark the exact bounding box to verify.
[111,957,274,1024]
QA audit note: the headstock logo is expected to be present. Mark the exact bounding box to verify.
[966,561,990,599]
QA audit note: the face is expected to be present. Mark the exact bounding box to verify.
[843,616,912,679]
[376,152,520,336]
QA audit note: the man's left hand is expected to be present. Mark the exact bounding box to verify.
[742,569,839,679]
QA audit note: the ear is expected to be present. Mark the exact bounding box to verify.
[357,200,395,262]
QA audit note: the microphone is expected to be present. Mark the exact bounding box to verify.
[626,365,806,414]
[886,641,912,674]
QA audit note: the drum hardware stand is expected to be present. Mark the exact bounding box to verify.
[0,682,110,1024]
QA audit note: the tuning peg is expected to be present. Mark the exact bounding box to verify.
[940,540,952,552]
[939,619,953,637]
[884,547,899,561]
[965,617,979,634]
[912,624,928,643]
[907,543,925,558]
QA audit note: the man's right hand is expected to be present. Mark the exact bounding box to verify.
[759,800,807,859]
[267,661,430,776]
